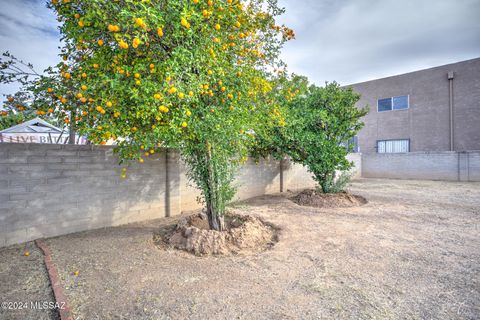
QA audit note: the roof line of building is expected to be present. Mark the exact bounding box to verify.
[345,56,480,87]
[0,117,63,134]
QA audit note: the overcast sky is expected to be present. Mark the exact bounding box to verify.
[1,0,479,101]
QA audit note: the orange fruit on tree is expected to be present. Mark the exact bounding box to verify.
[132,38,141,48]
[135,18,146,29]
[180,18,190,29]
[157,27,164,37]
[119,40,129,49]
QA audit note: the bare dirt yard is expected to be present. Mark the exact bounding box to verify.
[0,242,58,320]
[1,178,479,319]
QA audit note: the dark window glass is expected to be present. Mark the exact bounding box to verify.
[378,98,392,112]
[393,95,409,110]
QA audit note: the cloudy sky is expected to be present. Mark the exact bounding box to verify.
[0,0,479,101]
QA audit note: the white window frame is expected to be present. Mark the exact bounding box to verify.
[377,95,410,112]
[376,139,410,153]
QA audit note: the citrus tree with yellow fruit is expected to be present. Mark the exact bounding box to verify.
[43,0,294,230]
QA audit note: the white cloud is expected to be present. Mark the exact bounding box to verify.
[0,0,61,101]
[0,0,478,104]
[277,0,480,86]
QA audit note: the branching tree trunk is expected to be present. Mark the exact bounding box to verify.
[184,140,232,231]
[204,141,225,231]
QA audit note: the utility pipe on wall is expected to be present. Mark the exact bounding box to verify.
[448,71,455,151]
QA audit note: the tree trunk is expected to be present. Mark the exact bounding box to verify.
[68,110,76,144]
[204,141,225,231]
[206,201,225,231]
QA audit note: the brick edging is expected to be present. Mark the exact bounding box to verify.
[35,239,74,320]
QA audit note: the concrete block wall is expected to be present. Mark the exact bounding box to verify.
[178,156,283,212]
[0,144,172,247]
[1,144,363,246]
[362,151,480,181]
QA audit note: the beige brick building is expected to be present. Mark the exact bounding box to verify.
[349,57,480,153]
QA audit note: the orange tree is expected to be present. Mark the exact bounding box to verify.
[44,0,294,230]
[253,76,368,193]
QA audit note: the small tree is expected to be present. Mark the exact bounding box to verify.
[288,82,367,192]
[43,0,293,230]
[254,79,368,193]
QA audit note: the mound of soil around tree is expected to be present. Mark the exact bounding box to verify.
[159,213,278,256]
[290,189,367,208]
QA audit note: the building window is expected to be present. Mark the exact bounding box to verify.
[377,139,409,153]
[377,95,409,112]
[341,136,359,153]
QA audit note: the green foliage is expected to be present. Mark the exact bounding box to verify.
[250,73,309,160]
[34,0,293,230]
[255,79,368,193]
[0,52,69,132]
[316,170,354,194]
[0,112,34,131]
[289,82,368,193]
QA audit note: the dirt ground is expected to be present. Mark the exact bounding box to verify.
[1,178,479,319]
[0,242,58,320]
[290,189,367,208]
